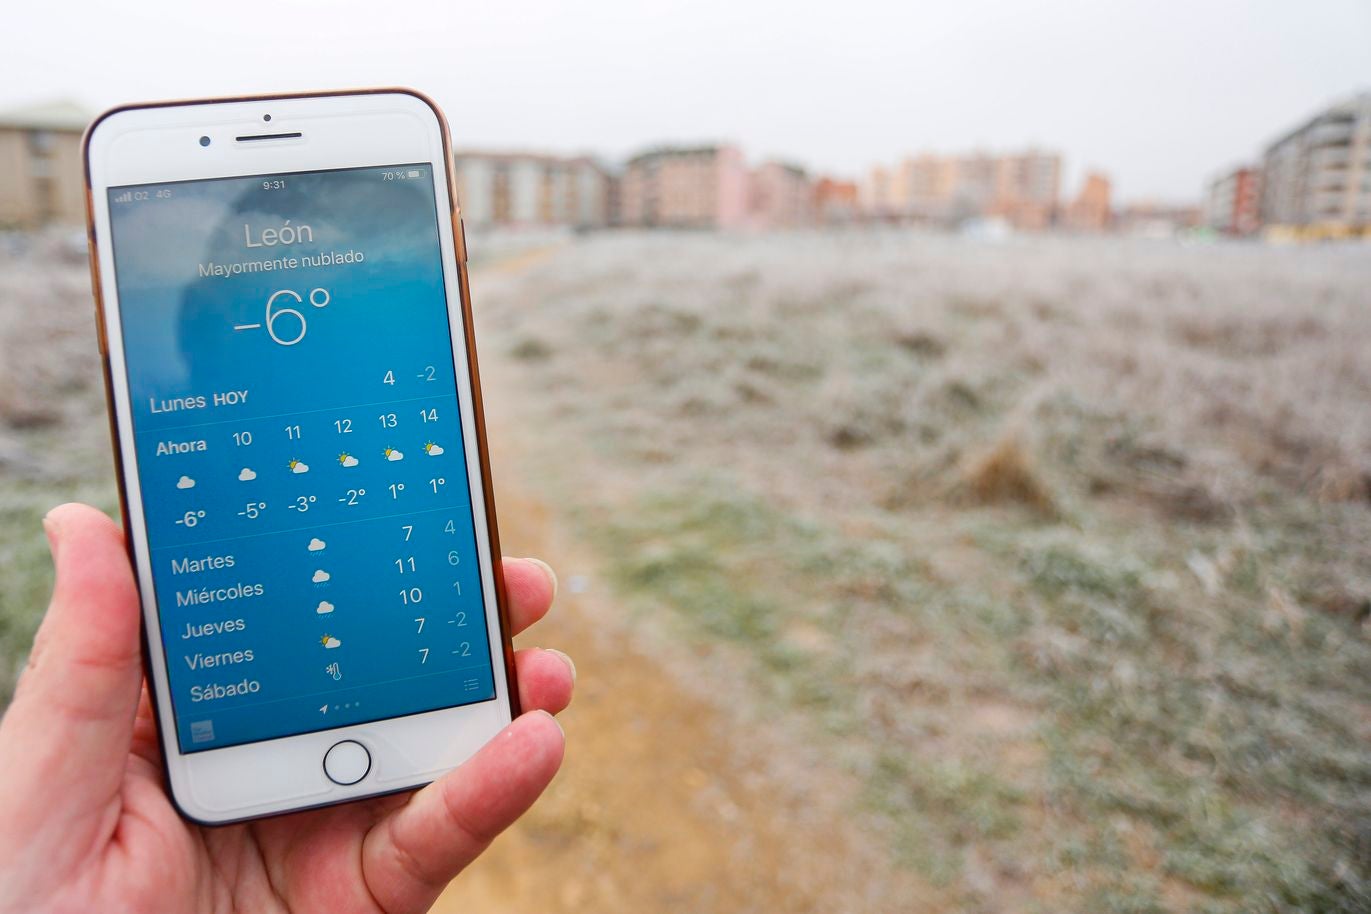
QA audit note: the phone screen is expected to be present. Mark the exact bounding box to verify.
[105,164,497,753]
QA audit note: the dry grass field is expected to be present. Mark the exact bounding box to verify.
[2,229,1369,912]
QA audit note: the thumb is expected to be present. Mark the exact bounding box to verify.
[0,503,143,834]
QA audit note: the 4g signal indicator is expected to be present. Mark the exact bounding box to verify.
[111,189,171,203]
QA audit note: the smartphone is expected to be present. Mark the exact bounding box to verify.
[82,90,518,824]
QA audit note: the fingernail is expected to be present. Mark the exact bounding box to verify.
[41,511,61,557]
[546,648,576,684]
[536,707,564,737]
[523,557,558,603]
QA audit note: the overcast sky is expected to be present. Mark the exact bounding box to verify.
[6,0,1369,201]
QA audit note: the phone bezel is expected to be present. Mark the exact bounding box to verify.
[83,89,519,825]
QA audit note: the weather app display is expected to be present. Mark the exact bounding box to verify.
[108,165,495,753]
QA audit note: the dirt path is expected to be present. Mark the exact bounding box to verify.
[431,254,926,913]
[432,433,904,913]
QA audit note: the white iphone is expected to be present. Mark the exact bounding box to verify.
[83,90,520,824]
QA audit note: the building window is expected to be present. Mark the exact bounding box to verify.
[28,130,54,155]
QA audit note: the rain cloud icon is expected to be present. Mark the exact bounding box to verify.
[312,569,331,583]
[316,600,334,615]
[176,475,196,489]
[384,447,404,462]
[338,453,359,467]
[307,538,326,552]
[320,635,341,649]
[424,442,444,456]
[288,458,310,474]
[238,468,257,481]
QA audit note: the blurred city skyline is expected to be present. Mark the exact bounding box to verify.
[4,0,1371,202]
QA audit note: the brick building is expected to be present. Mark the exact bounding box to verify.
[1064,171,1113,232]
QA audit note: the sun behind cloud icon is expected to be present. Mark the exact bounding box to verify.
[288,458,310,474]
[338,453,359,467]
[312,569,330,583]
[320,635,341,649]
[176,475,196,489]
[384,447,404,462]
[238,468,257,482]
[424,442,444,456]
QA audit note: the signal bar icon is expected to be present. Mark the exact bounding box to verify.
[112,191,133,204]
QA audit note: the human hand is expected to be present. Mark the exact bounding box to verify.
[0,503,574,914]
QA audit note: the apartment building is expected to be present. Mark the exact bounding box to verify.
[1204,166,1261,236]
[0,101,88,228]
[749,160,813,228]
[862,148,1062,229]
[454,152,613,229]
[619,145,749,229]
[1260,92,1371,235]
[899,153,960,220]
[1064,171,1113,232]
[814,177,859,223]
[989,150,1061,230]
[858,164,894,217]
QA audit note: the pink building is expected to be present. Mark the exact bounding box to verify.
[620,145,749,229]
[749,161,814,228]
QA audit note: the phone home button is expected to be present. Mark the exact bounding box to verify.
[323,740,371,786]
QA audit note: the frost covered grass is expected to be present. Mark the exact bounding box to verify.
[0,232,117,695]
[473,229,1371,913]
[1,227,1369,911]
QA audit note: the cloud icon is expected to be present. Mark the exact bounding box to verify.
[289,459,309,474]
[312,569,330,583]
[384,447,404,462]
[316,600,334,615]
[307,538,326,552]
[338,453,359,468]
[238,468,257,481]
[424,442,444,456]
[320,635,341,649]
[176,475,196,489]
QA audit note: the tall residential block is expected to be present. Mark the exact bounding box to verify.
[619,145,750,229]
[1204,167,1261,236]
[1260,92,1371,234]
[749,161,814,228]
[863,148,1062,229]
[814,177,859,223]
[1065,171,1113,232]
[0,101,88,228]
[454,152,613,229]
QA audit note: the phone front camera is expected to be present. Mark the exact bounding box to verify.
[263,114,272,122]
[199,136,211,147]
